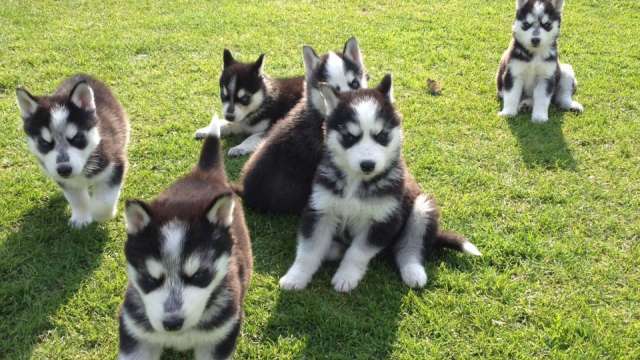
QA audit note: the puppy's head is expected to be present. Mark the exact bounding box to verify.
[303,37,369,114]
[123,192,235,333]
[219,49,266,123]
[320,74,402,180]
[513,0,563,51]
[16,82,101,181]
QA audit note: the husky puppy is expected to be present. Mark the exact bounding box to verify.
[238,37,368,214]
[497,0,583,123]
[119,121,252,359]
[195,49,304,157]
[15,74,129,228]
[279,75,481,292]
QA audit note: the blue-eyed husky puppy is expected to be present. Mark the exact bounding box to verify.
[15,74,129,228]
[195,49,304,157]
[280,75,481,292]
[497,0,583,123]
[119,121,252,359]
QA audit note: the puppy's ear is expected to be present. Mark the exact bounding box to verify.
[253,53,265,75]
[16,88,39,119]
[69,81,96,112]
[551,0,564,12]
[206,192,235,227]
[223,49,235,68]
[302,46,320,82]
[343,37,364,69]
[515,0,527,9]
[318,83,340,116]
[377,74,394,103]
[125,200,152,235]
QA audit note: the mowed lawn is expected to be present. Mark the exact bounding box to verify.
[1,0,639,359]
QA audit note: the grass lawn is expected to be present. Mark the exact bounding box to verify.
[1,0,639,359]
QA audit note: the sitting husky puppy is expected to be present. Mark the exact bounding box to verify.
[497,0,583,123]
[15,75,129,228]
[280,75,481,292]
[195,49,304,157]
[238,37,368,214]
[119,121,252,359]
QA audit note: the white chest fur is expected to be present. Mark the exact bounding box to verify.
[510,56,557,97]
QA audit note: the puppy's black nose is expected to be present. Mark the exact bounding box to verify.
[162,317,184,331]
[531,38,541,47]
[360,161,376,174]
[56,164,72,178]
[225,113,235,121]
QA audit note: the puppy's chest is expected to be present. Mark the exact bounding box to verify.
[510,57,557,95]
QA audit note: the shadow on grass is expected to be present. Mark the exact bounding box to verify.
[507,111,576,170]
[0,195,108,358]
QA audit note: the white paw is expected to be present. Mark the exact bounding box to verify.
[70,211,93,228]
[400,264,428,288]
[331,266,364,293]
[518,99,533,112]
[194,126,211,140]
[498,109,517,118]
[91,205,117,222]
[569,101,584,113]
[531,112,549,123]
[279,269,311,290]
[227,145,253,157]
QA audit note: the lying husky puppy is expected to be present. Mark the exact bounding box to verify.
[16,74,129,228]
[280,75,481,292]
[497,0,583,123]
[239,37,368,214]
[119,121,252,359]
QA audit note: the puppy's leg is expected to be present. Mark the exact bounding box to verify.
[554,63,584,113]
[194,321,241,360]
[227,132,264,157]
[498,77,523,118]
[280,210,337,290]
[531,77,553,123]
[331,232,383,292]
[63,186,92,228]
[90,181,122,222]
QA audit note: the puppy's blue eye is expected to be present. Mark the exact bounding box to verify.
[68,133,86,148]
[522,22,532,30]
[139,273,165,292]
[349,79,360,90]
[542,22,552,31]
[239,95,251,105]
[184,269,212,288]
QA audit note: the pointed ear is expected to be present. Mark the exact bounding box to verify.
[223,49,235,68]
[551,0,564,12]
[205,192,235,227]
[253,54,265,75]
[125,200,152,235]
[318,83,339,116]
[16,88,39,118]
[302,46,320,82]
[343,37,364,68]
[377,74,394,103]
[69,81,96,112]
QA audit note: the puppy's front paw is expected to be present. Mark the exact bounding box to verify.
[227,145,253,157]
[331,266,363,293]
[498,109,517,118]
[569,101,584,113]
[531,112,549,123]
[70,211,93,228]
[194,126,211,140]
[279,269,311,290]
[400,264,428,288]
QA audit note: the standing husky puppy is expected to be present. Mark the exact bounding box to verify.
[119,122,252,359]
[15,74,129,228]
[497,0,583,123]
[280,75,481,292]
[195,50,304,157]
[238,37,368,214]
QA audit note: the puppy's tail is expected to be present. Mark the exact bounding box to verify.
[196,114,223,172]
[433,231,481,256]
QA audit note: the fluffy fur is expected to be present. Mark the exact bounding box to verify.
[15,74,129,228]
[240,37,369,214]
[119,121,252,360]
[497,0,583,123]
[195,50,304,157]
[279,75,481,292]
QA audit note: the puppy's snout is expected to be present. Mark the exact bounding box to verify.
[360,160,376,174]
[531,38,541,47]
[56,164,72,178]
[162,316,184,331]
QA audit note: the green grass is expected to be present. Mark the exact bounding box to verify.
[1,0,639,359]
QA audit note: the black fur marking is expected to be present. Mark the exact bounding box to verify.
[214,320,241,359]
[511,40,533,61]
[300,207,319,239]
[545,77,556,96]
[359,161,404,198]
[83,147,110,178]
[123,287,153,330]
[197,297,237,331]
[109,163,125,186]
[118,313,140,354]
[504,69,514,92]
[366,210,405,248]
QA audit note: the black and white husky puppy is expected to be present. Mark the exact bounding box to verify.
[119,122,252,359]
[195,49,304,157]
[239,37,368,214]
[279,75,481,292]
[15,74,129,228]
[497,0,583,123]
